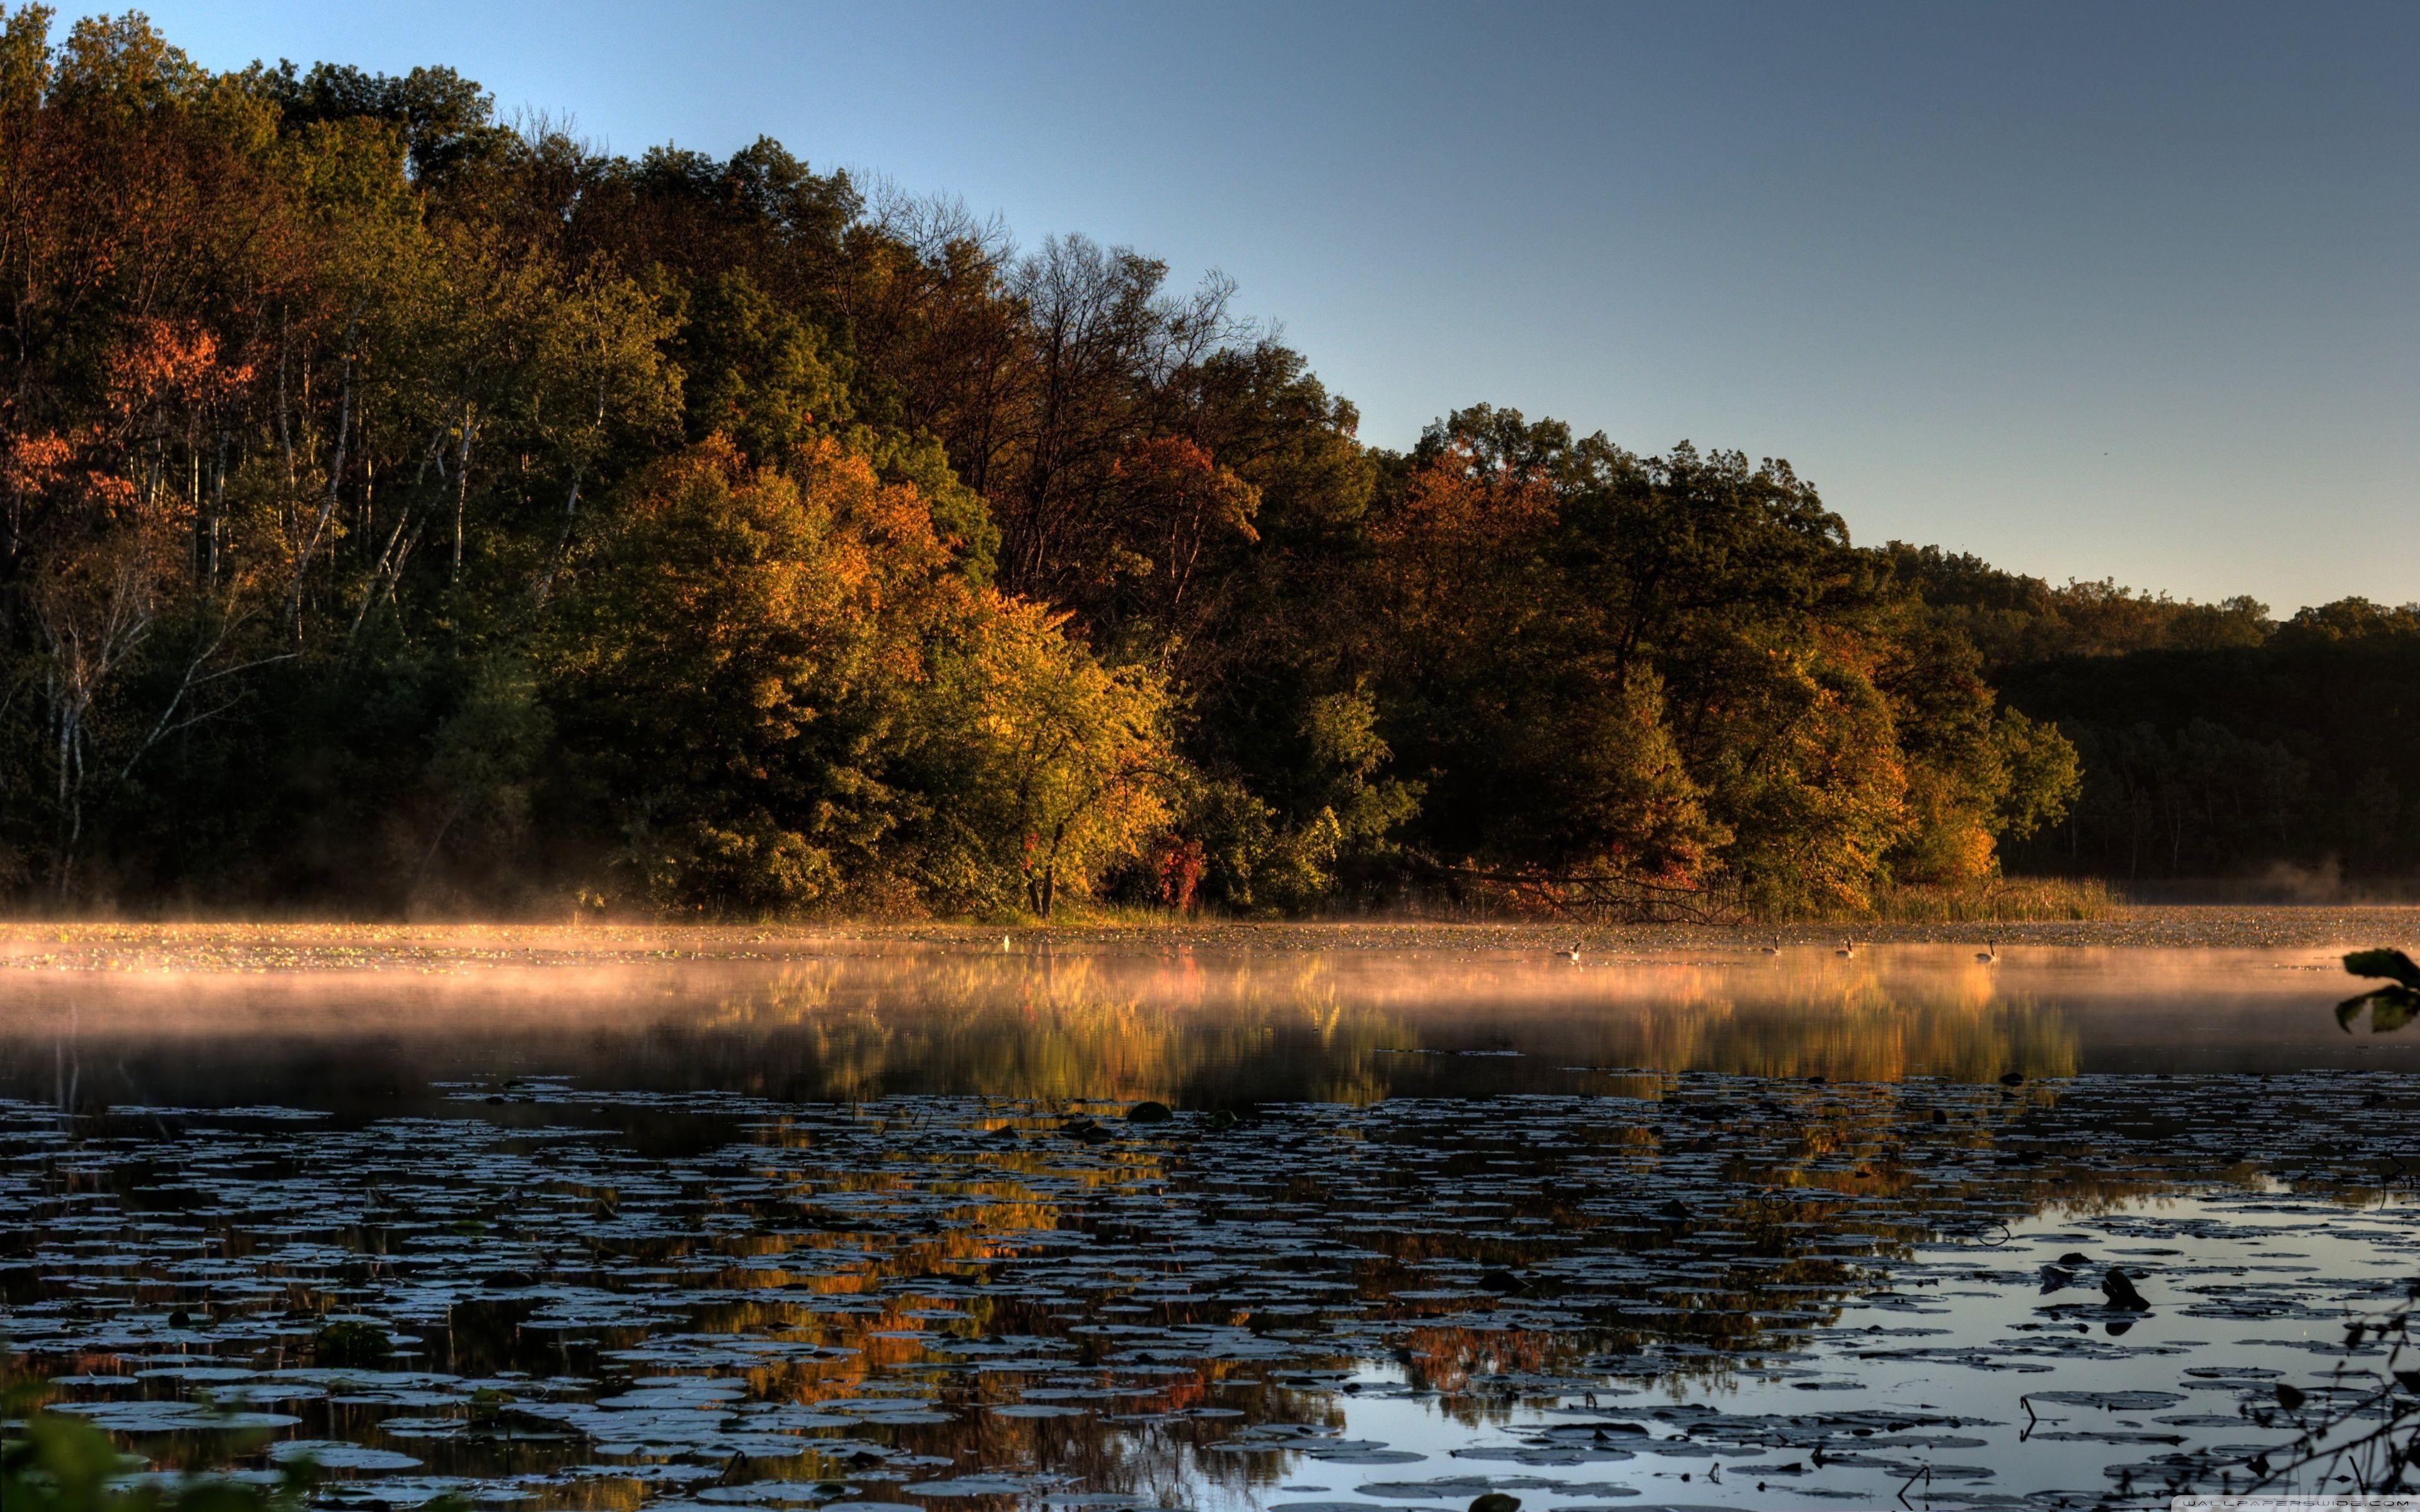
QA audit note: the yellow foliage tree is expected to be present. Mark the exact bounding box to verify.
[908,597,1173,917]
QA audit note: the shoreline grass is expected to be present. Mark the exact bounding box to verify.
[6,898,2420,973]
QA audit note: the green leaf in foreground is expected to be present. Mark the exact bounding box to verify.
[1,1384,311,1512]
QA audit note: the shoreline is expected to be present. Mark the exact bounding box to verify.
[0,904,2412,973]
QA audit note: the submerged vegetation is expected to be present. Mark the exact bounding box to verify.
[0,8,2390,921]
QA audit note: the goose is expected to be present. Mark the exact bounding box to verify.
[1562,945,1582,962]
[1975,938,1999,964]
[1835,939,1857,958]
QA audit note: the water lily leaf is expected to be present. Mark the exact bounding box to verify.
[2342,949,2420,988]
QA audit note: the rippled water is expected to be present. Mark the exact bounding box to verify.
[4,942,2417,1511]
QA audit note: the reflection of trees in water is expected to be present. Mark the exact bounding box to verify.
[656,1081,2190,1487]
[12,1056,2321,1509]
[0,950,2085,1111]
[1545,987,2077,1085]
[678,958,1417,1104]
[8,949,2385,1512]
[661,954,2078,1102]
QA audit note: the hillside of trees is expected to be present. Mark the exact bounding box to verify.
[0,11,2392,919]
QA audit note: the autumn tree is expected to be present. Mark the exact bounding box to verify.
[0,8,2118,919]
[906,595,1174,916]
[541,436,957,912]
[1354,408,2079,917]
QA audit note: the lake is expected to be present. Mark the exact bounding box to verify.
[4,936,2417,1511]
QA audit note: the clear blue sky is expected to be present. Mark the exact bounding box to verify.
[93,0,2420,612]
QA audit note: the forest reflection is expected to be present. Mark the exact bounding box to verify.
[4,1063,2313,1508]
[0,946,2093,1111]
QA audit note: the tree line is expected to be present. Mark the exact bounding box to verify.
[8,9,2329,920]
[1893,555,2420,888]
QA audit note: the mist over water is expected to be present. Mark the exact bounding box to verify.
[0,943,2397,1113]
[4,942,2416,1511]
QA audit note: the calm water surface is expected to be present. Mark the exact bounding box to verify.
[4,943,2416,1512]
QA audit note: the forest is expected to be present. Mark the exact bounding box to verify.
[0,9,2400,920]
